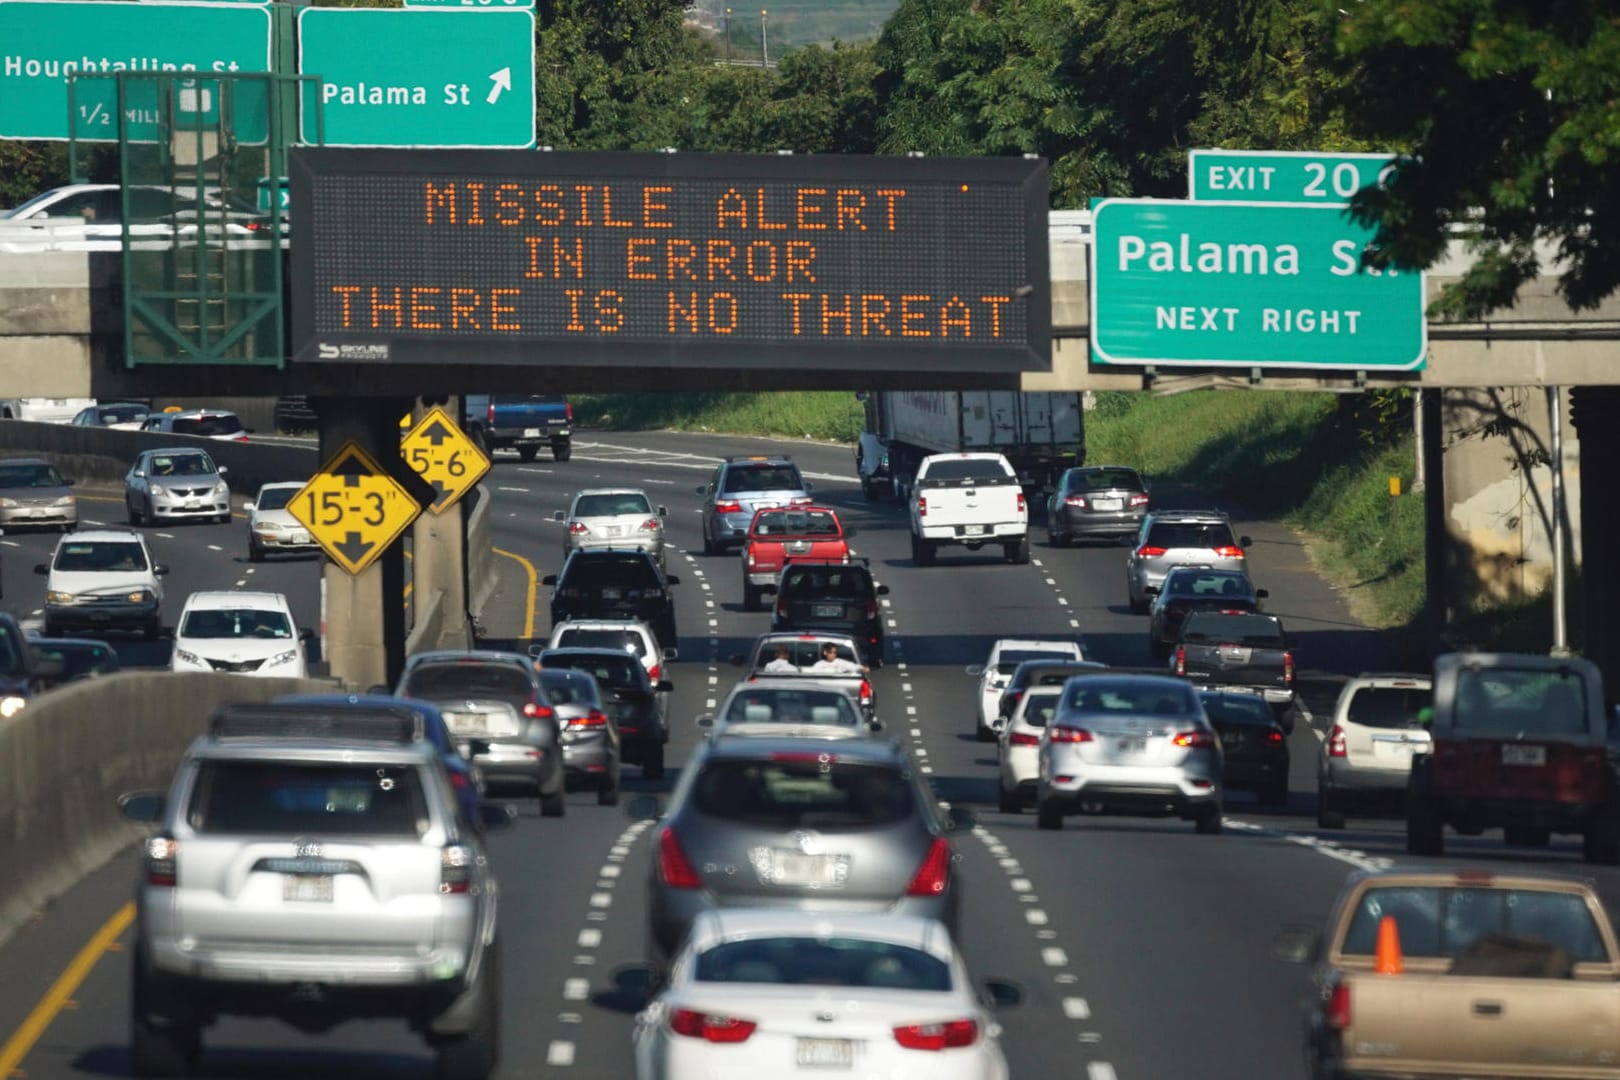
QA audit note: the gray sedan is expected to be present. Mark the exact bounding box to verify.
[123,447,231,526]
[1045,465,1149,546]
[554,488,667,565]
[538,667,621,806]
[0,458,76,531]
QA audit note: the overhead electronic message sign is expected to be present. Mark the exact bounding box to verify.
[289,148,1051,374]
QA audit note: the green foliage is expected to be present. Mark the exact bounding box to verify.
[572,392,864,441]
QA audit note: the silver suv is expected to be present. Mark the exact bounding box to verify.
[1123,510,1250,613]
[119,703,508,1079]
[695,456,811,554]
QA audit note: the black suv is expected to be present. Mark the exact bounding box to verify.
[538,647,674,780]
[544,549,680,647]
[769,558,889,665]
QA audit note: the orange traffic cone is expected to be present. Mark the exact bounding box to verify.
[1374,914,1403,975]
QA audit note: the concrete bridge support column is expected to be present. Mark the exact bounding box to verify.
[1572,387,1620,700]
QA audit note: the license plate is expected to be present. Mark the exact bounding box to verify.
[796,1038,854,1069]
[752,848,850,887]
[1218,645,1252,663]
[1220,732,1241,748]
[605,526,623,537]
[1116,737,1146,755]
[1093,498,1123,511]
[601,587,623,600]
[814,604,844,618]
[1503,744,1546,767]
[964,524,986,535]
[283,874,333,903]
[447,712,488,734]
[523,427,541,437]
[291,531,310,543]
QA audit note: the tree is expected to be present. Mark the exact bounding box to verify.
[1326,0,1620,317]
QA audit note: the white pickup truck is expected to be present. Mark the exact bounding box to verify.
[909,452,1029,565]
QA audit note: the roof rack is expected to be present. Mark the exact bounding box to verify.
[209,702,422,743]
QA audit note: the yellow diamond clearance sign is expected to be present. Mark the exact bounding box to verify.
[289,441,421,574]
[400,407,491,514]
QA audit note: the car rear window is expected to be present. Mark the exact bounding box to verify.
[995,649,1076,675]
[1147,522,1235,549]
[1200,694,1273,726]
[1454,668,1589,736]
[99,405,148,424]
[918,458,1015,485]
[561,555,660,589]
[555,628,646,657]
[724,688,861,727]
[404,662,533,701]
[1343,886,1610,964]
[695,937,951,991]
[539,670,598,706]
[1164,573,1250,598]
[1179,613,1284,646]
[494,394,564,405]
[755,639,861,668]
[187,762,429,837]
[541,652,643,690]
[693,758,915,829]
[54,541,147,572]
[574,492,651,517]
[1062,679,1199,716]
[1018,692,1062,728]
[170,414,243,437]
[1347,686,1432,730]
[1069,468,1140,492]
[780,565,872,597]
[752,509,840,537]
[722,464,802,493]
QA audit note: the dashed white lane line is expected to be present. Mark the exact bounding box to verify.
[901,682,912,693]
[1057,596,1069,606]
[1010,877,1033,892]
[588,891,613,908]
[1088,1064,1117,1080]
[1042,947,1070,967]
[0,540,17,548]
[1045,577,1057,585]
[156,531,174,538]
[563,978,589,1001]
[1064,997,1092,1020]
[599,864,621,878]
[910,728,922,737]
[497,486,530,493]
[546,1041,576,1067]
[234,579,247,587]
[577,928,602,948]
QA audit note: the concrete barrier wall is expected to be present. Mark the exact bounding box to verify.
[0,671,335,948]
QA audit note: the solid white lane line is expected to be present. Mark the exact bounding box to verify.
[546,1041,576,1066]
[1064,997,1091,1020]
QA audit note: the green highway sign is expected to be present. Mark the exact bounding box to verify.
[297,8,535,148]
[1188,149,1396,205]
[0,0,271,142]
[257,176,288,213]
[403,0,535,8]
[1089,198,1426,371]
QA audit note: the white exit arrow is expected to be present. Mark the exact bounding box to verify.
[486,67,511,105]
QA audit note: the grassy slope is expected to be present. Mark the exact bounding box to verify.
[572,392,864,443]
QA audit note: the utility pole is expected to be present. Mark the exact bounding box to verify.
[1549,385,1570,656]
[760,9,768,67]
[724,7,732,63]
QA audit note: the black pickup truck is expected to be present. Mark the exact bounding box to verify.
[464,394,572,462]
[1170,610,1296,727]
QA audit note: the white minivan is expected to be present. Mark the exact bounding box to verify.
[170,590,311,677]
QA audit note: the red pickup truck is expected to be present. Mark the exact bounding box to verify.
[741,504,854,611]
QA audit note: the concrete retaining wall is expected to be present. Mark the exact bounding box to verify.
[467,486,496,628]
[0,671,335,947]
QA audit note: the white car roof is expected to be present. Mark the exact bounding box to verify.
[179,590,290,612]
[550,619,653,635]
[257,481,305,494]
[686,910,953,958]
[57,529,144,545]
[572,487,648,498]
[988,638,1084,660]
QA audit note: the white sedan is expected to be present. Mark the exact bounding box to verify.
[998,686,1063,813]
[244,481,317,562]
[634,910,1016,1080]
[966,637,1086,741]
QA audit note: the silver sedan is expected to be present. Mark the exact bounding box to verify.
[554,488,667,565]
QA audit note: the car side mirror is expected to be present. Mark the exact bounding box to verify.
[1271,926,1321,966]
[868,719,884,733]
[803,480,814,491]
[552,510,565,522]
[965,664,983,676]
[657,506,668,517]
[1256,588,1269,599]
[527,644,545,659]
[696,714,714,728]
[876,584,890,596]
[944,806,976,832]
[118,791,165,823]
[662,647,678,661]
[542,574,558,586]
[980,978,1025,1010]
[66,478,77,487]
[1239,535,1252,548]
[217,466,229,476]
[298,628,316,644]
[1144,586,1159,597]
[33,563,47,575]
[658,680,675,693]
[133,470,146,479]
[625,794,662,822]
[479,801,518,830]
[664,574,680,585]
[467,738,492,757]
[154,564,171,576]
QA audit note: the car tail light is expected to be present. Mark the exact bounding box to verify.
[1174,646,1186,676]
[1137,545,1167,557]
[670,1008,757,1043]
[441,844,476,894]
[715,500,742,514]
[776,599,789,619]
[450,770,471,791]
[1016,492,1026,514]
[565,402,574,421]
[648,664,661,683]
[1326,982,1351,1030]
[1064,496,1087,508]
[745,550,757,567]
[145,835,178,887]
[1172,730,1216,748]
[523,702,555,719]
[1283,651,1295,684]
[487,400,496,425]
[570,709,609,729]
[894,1019,978,1051]
[859,679,873,708]
[1048,726,1093,743]
[1009,731,1040,747]
[905,837,952,897]
[1130,493,1150,507]
[234,434,249,443]
[639,518,659,532]
[568,521,589,534]
[917,496,927,518]
[1214,545,1245,558]
[657,827,703,889]
[1265,729,1285,746]
[865,601,878,618]
[1327,725,1348,758]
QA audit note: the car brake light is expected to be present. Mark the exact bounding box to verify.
[145,835,178,887]
[657,827,703,889]
[1137,545,1167,557]
[568,521,588,534]
[1016,492,1026,514]
[1214,545,1245,558]
[638,518,659,531]
[715,500,742,514]
[894,1019,978,1051]
[1265,729,1285,746]
[1326,982,1351,1030]
[670,1008,757,1043]
[441,844,476,894]
[917,496,927,518]
[523,702,555,719]
[565,402,574,421]
[1172,730,1216,748]
[1327,725,1348,758]
[450,770,471,790]
[1048,726,1093,743]
[648,664,661,683]
[487,400,496,425]
[775,599,789,619]
[1129,493,1150,507]
[905,837,952,897]
[570,709,609,729]
[866,601,878,618]
[1064,496,1087,508]
[859,679,872,706]
[745,549,757,567]
[1009,731,1040,747]
[1283,651,1295,684]
[1175,646,1186,676]
[234,435,249,443]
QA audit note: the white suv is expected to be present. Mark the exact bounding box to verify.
[170,591,311,677]
[540,618,676,682]
[36,529,168,638]
[1317,672,1433,829]
[965,637,1086,741]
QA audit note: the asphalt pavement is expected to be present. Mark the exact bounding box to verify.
[1,429,1614,1080]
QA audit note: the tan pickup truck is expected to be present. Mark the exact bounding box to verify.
[1289,869,1620,1078]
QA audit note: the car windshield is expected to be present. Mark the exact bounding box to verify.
[781,566,872,598]
[1343,886,1610,964]
[555,628,645,657]
[539,670,598,706]
[752,509,840,537]
[181,607,292,639]
[148,453,215,477]
[1147,523,1235,549]
[170,414,242,437]
[1070,468,1141,491]
[404,662,533,701]
[695,937,952,991]
[1454,667,1589,736]
[0,463,64,488]
[575,493,651,517]
[1165,573,1249,598]
[31,642,115,681]
[1347,685,1432,730]
[724,688,861,727]
[187,762,429,837]
[994,649,1075,676]
[693,758,914,829]
[1179,613,1284,646]
[919,458,1015,485]
[723,464,802,493]
[257,487,297,511]
[54,541,147,572]
[99,405,148,424]
[1019,693,1061,728]
[561,556,660,590]
[1200,694,1273,726]
[1063,679,1199,716]
[541,653,644,690]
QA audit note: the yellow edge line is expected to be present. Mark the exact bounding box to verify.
[0,900,135,1076]
[492,547,538,642]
